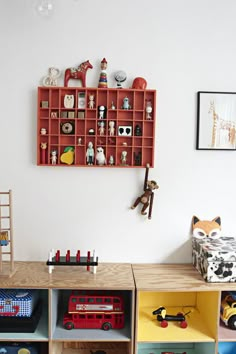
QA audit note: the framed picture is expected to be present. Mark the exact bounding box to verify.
[197,91,236,150]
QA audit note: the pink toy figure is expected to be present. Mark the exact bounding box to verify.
[109,121,115,136]
[98,58,108,88]
[88,94,95,109]
[51,150,57,165]
[86,141,95,165]
[40,142,47,164]
[99,121,105,136]
[64,60,93,87]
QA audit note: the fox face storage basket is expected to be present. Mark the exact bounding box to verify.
[0,289,38,317]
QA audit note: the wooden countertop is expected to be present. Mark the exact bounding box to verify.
[132,263,236,291]
[0,262,135,290]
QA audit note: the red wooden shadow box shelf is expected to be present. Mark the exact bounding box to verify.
[37,87,156,168]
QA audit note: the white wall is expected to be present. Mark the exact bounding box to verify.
[1,0,236,263]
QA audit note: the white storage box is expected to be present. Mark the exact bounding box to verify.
[192,236,236,282]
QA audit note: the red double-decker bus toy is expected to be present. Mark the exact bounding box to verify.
[63,291,125,331]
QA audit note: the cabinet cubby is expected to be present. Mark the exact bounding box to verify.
[37,87,156,167]
[132,264,236,354]
[0,262,134,354]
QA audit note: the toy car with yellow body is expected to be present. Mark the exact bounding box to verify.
[220,293,236,330]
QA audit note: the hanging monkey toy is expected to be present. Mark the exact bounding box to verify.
[131,163,159,220]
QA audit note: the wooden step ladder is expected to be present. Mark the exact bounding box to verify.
[0,190,15,277]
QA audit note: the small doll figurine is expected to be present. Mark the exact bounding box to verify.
[51,150,57,165]
[131,163,159,219]
[88,94,95,109]
[86,141,95,165]
[99,121,105,136]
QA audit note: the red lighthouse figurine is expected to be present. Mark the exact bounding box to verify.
[98,58,108,88]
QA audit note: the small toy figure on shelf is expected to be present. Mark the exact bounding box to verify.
[131,163,159,219]
[122,96,131,110]
[121,151,128,165]
[109,155,114,165]
[40,142,47,164]
[109,121,115,136]
[88,94,95,109]
[40,127,47,135]
[64,94,75,109]
[98,105,106,119]
[51,150,57,165]
[96,146,106,165]
[86,141,95,165]
[43,67,60,86]
[98,58,108,88]
[152,306,191,329]
[64,60,93,87]
[145,100,152,120]
[111,101,116,110]
[78,137,82,145]
[99,121,105,136]
[114,70,127,88]
[134,124,142,136]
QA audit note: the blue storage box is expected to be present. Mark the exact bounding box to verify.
[0,289,38,317]
[0,342,38,353]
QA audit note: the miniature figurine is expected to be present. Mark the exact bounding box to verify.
[134,124,142,136]
[114,70,127,88]
[98,58,108,88]
[88,128,95,135]
[109,155,114,165]
[131,163,159,219]
[51,150,57,165]
[132,77,147,89]
[145,100,152,120]
[121,151,128,165]
[109,121,115,136]
[99,121,105,136]
[134,151,142,166]
[43,67,60,86]
[111,101,116,110]
[192,216,221,239]
[40,127,47,135]
[98,105,106,119]
[78,137,82,145]
[96,146,106,165]
[64,60,93,87]
[64,94,74,109]
[40,142,47,164]
[122,97,131,110]
[88,94,95,109]
[86,141,95,165]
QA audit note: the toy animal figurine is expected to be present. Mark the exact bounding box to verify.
[132,77,147,89]
[192,216,221,239]
[40,142,47,164]
[98,58,108,88]
[43,67,60,86]
[153,306,191,329]
[64,60,93,87]
[131,163,159,219]
[96,146,106,165]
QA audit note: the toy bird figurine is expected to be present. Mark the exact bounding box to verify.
[131,163,159,220]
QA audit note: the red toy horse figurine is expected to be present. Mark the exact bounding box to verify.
[64,60,93,87]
